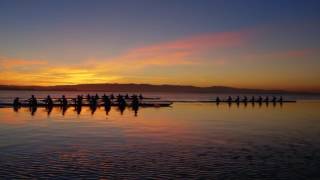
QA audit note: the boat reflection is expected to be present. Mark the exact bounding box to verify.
[104,105,111,115]
[61,106,67,116]
[29,106,37,116]
[90,105,97,115]
[75,105,82,115]
[46,105,53,115]
[9,102,289,117]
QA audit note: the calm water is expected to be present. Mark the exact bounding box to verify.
[1,90,320,103]
[0,91,320,179]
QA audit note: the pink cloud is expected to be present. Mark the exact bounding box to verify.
[280,49,313,58]
[242,48,317,63]
[99,30,251,68]
[131,31,248,55]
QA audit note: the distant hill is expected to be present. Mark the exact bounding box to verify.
[0,83,317,95]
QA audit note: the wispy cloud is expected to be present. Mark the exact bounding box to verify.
[241,48,318,63]
[133,31,247,53]
[0,56,47,69]
[82,30,250,75]
[115,31,249,66]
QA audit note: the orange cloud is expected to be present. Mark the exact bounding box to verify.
[0,56,47,69]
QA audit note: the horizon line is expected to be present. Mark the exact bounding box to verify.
[0,83,319,94]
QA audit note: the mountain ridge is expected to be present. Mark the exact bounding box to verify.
[0,83,318,95]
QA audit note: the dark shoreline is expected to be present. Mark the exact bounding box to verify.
[0,83,319,95]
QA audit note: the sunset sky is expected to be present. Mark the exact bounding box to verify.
[0,0,319,91]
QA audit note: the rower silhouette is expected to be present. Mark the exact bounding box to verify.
[28,95,37,106]
[131,95,139,116]
[102,94,112,107]
[45,95,53,107]
[95,94,99,100]
[216,97,221,105]
[227,96,232,103]
[279,96,283,103]
[60,95,68,106]
[243,96,248,103]
[250,96,255,103]
[110,94,115,100]
[235,96,240,103]
[13,97,21,108]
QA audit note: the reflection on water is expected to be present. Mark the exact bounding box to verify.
[11,102,287,117]
[0,102,320,179]
[12,105,143,117]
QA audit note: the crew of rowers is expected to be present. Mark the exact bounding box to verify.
[215,96,283,103]
[13,94,284,107]
[13,94,143,107]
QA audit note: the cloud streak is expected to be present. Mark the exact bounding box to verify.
[118,31,249,66]
[0,56,47,69]
[240,48,318,63]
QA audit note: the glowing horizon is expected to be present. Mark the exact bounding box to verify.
[0,0,319,92]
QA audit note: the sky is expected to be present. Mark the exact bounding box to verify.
[0,0,319,91]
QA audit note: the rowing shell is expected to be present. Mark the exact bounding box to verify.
[0,102,173,108]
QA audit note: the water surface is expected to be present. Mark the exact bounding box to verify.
[0,94,320,179]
